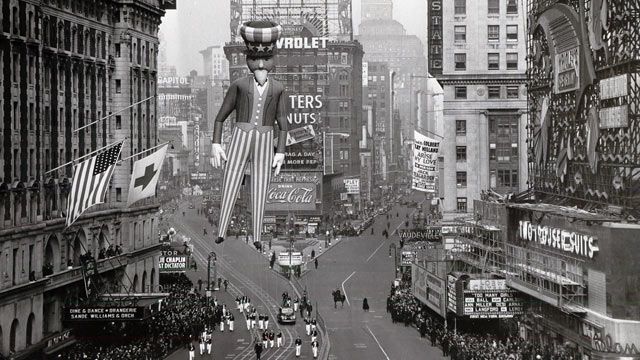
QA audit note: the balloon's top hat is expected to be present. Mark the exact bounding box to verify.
[240,20,282,58]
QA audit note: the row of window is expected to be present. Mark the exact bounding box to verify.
[454,24,519,43]
[455,0,518,15]
[454,52,519,71]
[453,84,520,100]
[454,169,519,191]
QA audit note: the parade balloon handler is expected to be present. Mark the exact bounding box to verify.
[210,20,288,245]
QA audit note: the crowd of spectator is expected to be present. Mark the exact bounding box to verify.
[59,274,225,360]
[386,280,578,360]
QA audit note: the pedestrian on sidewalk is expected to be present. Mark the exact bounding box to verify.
[311,249,316,259]
[362,298,370,312]
[276,331,283,347]
[198,278,203,292]
[295,337,302,357]
[311,339,319,359]
[314,257,318,269]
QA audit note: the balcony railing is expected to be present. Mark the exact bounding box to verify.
[44,254,128,292]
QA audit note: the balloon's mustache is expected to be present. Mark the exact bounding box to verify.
[254,69,269,85]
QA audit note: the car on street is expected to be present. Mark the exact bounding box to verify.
[277,307,296,324]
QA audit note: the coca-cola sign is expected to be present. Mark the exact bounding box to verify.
[265,183,317,211]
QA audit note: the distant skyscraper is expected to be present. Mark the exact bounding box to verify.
[200,45,229,81]
[361,0,393,20]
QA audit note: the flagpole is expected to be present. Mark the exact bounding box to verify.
[45,138,128,175]
[120,141,171,162]
[74,95,156,133]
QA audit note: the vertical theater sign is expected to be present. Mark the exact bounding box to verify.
[527,0,640,208]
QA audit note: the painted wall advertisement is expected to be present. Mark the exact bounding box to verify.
[413,264,445,316]
[266,172,322,212]
[412,131,439,192]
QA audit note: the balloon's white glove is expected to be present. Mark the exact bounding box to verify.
[211,143,228,168]
[272,153,285,176]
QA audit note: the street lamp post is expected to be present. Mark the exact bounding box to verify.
[207,251,217,301]
[389,243,398,278]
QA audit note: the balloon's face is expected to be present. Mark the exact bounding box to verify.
[246,56,275,85]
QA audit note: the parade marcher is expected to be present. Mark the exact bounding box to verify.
[276,331,283,348]
[311,339,319,359]
[251,311,257,329]
[246,313,252,330]
[229,313,235,332]
[211,21,288,246]
[295,337,302,357]
[254,340,263,360]
[199,336,205,355]
[236,296,242,311]
[363,297,370,312]
[264,314,269,329]
[269,330,275,348]
[262,331,269,350]
[224,279,229,292]
[305,318,311,336]
[311,329,318,343]
[188,343,195,360]
[220,313,225,332]
[311,318,317,332]
[293,298,300,312]
[206,336,212,355]
[258,314,264,329]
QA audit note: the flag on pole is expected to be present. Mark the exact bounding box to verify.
[66,141,124,227]
[127,144,168,206]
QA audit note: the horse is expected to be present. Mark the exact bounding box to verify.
[332,290,346,309]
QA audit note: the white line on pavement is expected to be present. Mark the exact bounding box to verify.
[341,271,356,307]
[365,325,391,360]
[366,240,388,263]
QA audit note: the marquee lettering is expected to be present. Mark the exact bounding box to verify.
[594,333,640,355]
[518,221,599,258]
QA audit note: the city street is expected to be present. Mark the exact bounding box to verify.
[163,194,443,360]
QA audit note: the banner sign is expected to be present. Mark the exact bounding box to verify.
[63,306,146,322]
[278,252,303,266]
[344,179,360,194]
[159,251,189,273]
[462,290,524,319]
[428,0,443,75]
[412,131,440,192]
[447,274,458,313]
[265,183,317,211]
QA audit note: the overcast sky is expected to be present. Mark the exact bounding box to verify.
[159,0,426,75]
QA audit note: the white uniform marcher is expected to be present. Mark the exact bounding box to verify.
[312,340,319,359]
[259,315,264,330]
[264,316,269,329]
[276,333,283,347]
[189,344,195,360]
[229,315,235,331]
[305,320,311,336]
[220,316,225,332]
[199,338,205,355]
[246,315,251,330]
[206,338,212,354]
[295,339,302,357]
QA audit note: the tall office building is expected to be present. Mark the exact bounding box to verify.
[427,0,527,215]
[356,0,427,179]
[0,1,170,357]
[200,45,229,82]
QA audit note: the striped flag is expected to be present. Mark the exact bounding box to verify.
[66,142,123,227]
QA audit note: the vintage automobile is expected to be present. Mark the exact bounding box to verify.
[277,307,296,324]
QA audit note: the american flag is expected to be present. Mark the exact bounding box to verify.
[66,141,123,227]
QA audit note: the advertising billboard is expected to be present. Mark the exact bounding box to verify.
[344,178,360,194]
[159,250,189,273]
[413,264,445,316]
[265,171,322,212]
[462,290,525,319]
